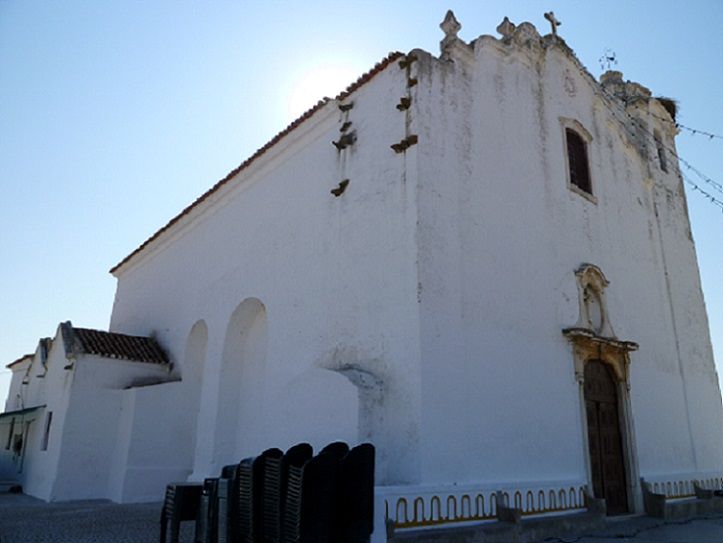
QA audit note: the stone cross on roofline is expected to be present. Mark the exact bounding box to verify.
[544,11,561,36]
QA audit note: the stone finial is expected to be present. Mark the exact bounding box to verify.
[496,16,516,40]
[440,10,471,60]
[544,11,561,36]
[440,10,461,39]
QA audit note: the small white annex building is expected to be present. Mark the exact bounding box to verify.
[3,11,723,537]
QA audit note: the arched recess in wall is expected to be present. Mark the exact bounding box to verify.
[184,320,208,469]
[213,298,267,468]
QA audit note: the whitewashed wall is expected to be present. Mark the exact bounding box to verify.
[110,60,423,485]
[108,381,193,502]
[50,354,170,500]
[410,30,723,490]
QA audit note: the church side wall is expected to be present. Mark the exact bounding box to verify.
[648,140,723,474]
[413,37,719,491]
[109,63,423,490]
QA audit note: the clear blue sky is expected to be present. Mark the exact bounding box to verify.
[1,1,721,402]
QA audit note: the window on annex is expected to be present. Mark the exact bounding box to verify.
[41,412,53,451]
[5,418,14,450]
[565,128,592,194]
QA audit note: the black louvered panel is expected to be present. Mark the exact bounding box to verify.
[338,444,375,543]
[192,441,375,543]
[238,458,255,542]
[164,485,176,517]
[160,483,202,543]
[202,479,219,543]
[319,441,349,460]
[196,492,210,543]
[262,449,284,542]
[198,494,213,543]
[282,464,304,543]
[280,444,312,543]
[299,452,339,543]
[218,465,237,543]
[218,478,231,543]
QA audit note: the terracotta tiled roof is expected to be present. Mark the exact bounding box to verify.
[6,354,34,370]
[110,51,405,274]
[72,327,169,365]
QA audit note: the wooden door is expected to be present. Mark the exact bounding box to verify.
[584,360,629,515]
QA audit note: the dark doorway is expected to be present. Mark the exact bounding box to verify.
[584,360,629,515]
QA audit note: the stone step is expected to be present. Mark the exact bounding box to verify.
[663,496,723,518]
[641,479,723,519]
[391,511,606,543]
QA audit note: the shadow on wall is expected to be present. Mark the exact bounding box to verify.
[276,368,359,448]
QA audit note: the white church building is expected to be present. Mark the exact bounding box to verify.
[3,11,723,536]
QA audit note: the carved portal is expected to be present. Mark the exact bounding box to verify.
[564,329,637,385]
[563,264,638,383]
[563,264,642,513]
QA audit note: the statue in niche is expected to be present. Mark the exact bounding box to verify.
[584,285,604,333]
[573,264,614,338]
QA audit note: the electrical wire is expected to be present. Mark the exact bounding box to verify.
[567,58,723,211]
[647,111,723,141]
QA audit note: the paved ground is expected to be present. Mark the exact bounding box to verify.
[538,513,723,542]
[0,493,193,543]
[540,515,723,543]
[1,492,723,542]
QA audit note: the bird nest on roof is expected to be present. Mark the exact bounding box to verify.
[655,96,678,121]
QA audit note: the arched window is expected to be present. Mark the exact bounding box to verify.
[565,128,592,194]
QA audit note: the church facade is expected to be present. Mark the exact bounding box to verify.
[3,12,723,539]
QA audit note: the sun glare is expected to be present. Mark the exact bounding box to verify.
[286,64,361,119]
